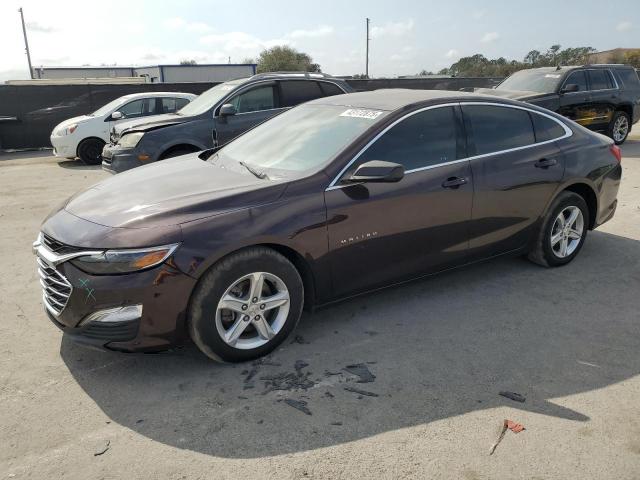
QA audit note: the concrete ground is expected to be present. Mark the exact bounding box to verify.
[1,134,639,480]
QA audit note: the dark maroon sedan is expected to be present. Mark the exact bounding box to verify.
[33,90,622,362]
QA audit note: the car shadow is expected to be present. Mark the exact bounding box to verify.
[57,159,102,170]
[59,230,640,458]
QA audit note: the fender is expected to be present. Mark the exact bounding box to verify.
[153,138,208,161]
[541,178,599,227]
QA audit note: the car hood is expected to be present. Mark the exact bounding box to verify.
[474,88,550,100]
[53,115,92,132]
[115,113,190,136]
[64,153,287,228]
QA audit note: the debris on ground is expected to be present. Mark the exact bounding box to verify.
[94,440,110,456]
[499,391,526,403]
[489,419,526,455]
[343,363,376,383]
[330,422,343,426]
[260,361,316,394]
[324,391,335,398]
[284,399,312,415]
[291,335,310,344]
[344,386,379,397]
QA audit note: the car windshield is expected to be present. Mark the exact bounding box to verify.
[497,70,563,93]
[90,97,129,117]
[177,81,242,116]
[211,104,388,176]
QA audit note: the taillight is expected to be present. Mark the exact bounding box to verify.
[610,145,622,163]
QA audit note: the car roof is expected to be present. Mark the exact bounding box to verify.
[307,89,503,112]
[230,72,347,86]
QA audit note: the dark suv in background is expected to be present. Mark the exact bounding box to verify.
[102,72,353,173]
[476,64,640,144]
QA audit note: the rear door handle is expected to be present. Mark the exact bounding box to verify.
[442,176,468,189]
[535,158,557,169]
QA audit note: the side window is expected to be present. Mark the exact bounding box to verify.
[119,98,156,118]
[563,70,588,92]
[229,85,276,113]
[279,80,324,107]
[160,97,190,113]
[530,112,566,142]
[463,105,535,155]
[176,97,190,109]
[615,68,640,89]
[356,107,458,172]
[588,70,614,90]
[319,82,344,97]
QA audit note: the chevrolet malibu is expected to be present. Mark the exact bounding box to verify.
[33,90,622,362]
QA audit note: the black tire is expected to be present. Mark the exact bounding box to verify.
[528,191,589,267]
[188,247,304,362]
[77,138,106,165]
[159,148,193,160]
[607,111,631,145]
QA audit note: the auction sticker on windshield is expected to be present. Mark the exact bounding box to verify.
[340,109,384,119]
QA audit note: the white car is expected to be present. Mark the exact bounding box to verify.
[50,92,196,164]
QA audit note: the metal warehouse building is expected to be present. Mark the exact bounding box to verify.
[31,64,257,83]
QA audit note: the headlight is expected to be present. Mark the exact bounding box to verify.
[118,132,144,148]
[58,124,78,136]
[70,244,179,275]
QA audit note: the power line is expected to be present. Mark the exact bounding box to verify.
[365,18,370,78]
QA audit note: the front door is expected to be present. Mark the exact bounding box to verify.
[558,69,593,128]
[214,84,285,145]
[325,105,473,298]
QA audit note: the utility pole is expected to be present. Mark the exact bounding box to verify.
[18,7,34,79]
[365,18,370,78]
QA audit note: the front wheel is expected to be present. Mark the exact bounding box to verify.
[77,138,106,165]
[188,247,304,362]
[528,191,589,267]
[607,111,630,145]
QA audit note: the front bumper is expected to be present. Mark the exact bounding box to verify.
[33,235,197,352]
[50,135,77,158]
[101,144,148,173]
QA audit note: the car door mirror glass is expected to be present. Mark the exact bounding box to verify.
[111,111,124,120]
[348,160,404,183]
[561,83,579,94]
[219,104,237,117]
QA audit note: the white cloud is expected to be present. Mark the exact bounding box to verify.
[371,19,414,38]
[616,21,632,32]
[162,17,212,33]
[481,32,500,43]
[472,10,485,20]
[445,49,459,59]
[288,25,333,39]
[163,17,186,29]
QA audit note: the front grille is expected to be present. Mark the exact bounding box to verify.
[42,233,83,256]
[37,253,73,316]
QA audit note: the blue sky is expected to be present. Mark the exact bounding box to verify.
[1,0,638,81]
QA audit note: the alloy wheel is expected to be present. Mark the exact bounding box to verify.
[550,206,584,258]
[215,272,290,349]
[613,115,629,143]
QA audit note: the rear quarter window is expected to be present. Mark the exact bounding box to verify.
[463,105,535,156]
[319,82,345,97]
[530,112,566,142]
[615,68,640,89]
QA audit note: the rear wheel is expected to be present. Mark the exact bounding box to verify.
[77,138,106,165]
[528,191,589,267]
[188,247,304,362]
[607,111,630,145]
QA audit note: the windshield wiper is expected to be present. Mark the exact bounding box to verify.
[238,161,268,179]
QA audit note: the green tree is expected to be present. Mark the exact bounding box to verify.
[255,46,321,73]
[179,59,197,65]
[624,50,640,68]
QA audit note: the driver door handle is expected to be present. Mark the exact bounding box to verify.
[442,176,468,189]
[535,158,557,169]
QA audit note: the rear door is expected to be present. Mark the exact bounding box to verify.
[585,69,619,131]
[214,83,284,145]
[325,105,473,297]
[462,103,567,258]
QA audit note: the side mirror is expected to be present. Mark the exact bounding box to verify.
[111,111,124,120]
[348,160,404,183]
[560,83,579,94]
[219,104,237,117]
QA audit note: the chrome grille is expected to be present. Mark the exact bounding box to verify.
[36,254,72,316]
[42,233,82,255]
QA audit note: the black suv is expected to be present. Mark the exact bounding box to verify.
[102,72,353,173]
[476,64,640,144]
